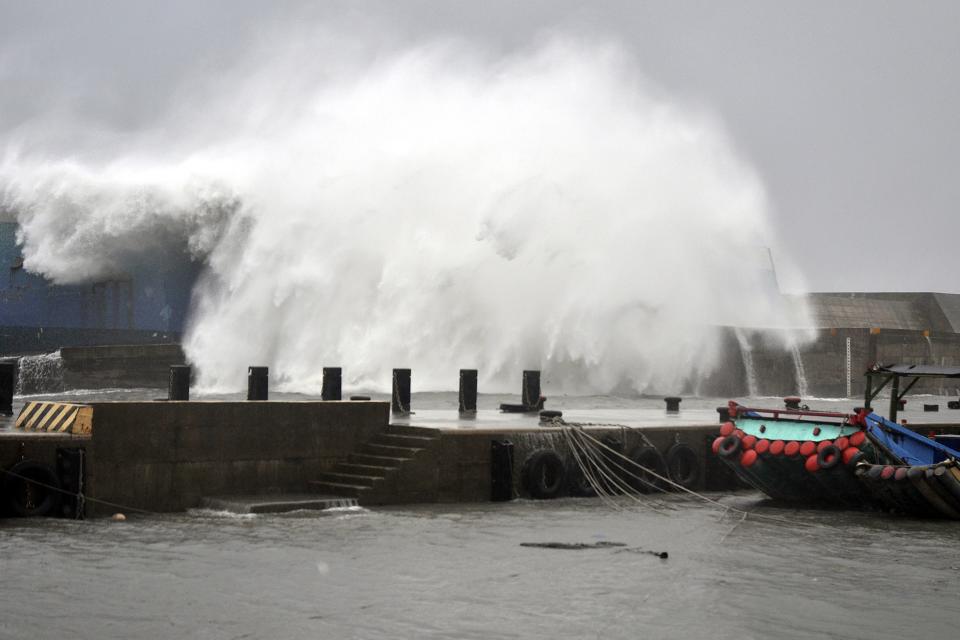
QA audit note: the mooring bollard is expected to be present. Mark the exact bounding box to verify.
[716,406,730,423]
[459,369,478,414]
[322,367,342,401]
[784,396,801,410]
[247,366,268,401]
[924,404,939,412]
[168,365,191,401]
[0,361,14,416]
[522,370,541,410]
[664,396,682,413]
[392,368,411,414]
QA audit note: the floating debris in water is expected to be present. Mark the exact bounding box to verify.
[615,548,669,559]
[520,541,626,550]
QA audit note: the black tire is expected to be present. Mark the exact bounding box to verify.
[521,449,567,499]
[4,460,61,517]
[817,445,842,471]
[665,443,700,490]
[718,435,742,459]
[627,446,668,493]
[565,458,596,497]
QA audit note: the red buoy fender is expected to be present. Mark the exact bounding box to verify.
[754,439,770,455]
[849,431,867,447]
[720,422,735,437]
[784,441,801,457]
[769,440,785,456]
[804,454,820,473]
[799,441,817,457]
[712,436,725,455]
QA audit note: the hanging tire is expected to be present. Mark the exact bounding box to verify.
[565,457,596,497]
[521,449,567,499]
[717,435,742,459]
[817,444,842,471]
[627,446,668,493]
[3,460,62,517]
[665,443,700,490]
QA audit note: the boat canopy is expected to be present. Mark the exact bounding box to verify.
[871,364,960,378]
[865,363,960,421]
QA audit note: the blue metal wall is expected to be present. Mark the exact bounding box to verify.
[1,222,199,334]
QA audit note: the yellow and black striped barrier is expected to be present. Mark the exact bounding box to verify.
[14,402,93,435]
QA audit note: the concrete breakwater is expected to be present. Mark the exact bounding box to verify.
[0,398,739,517]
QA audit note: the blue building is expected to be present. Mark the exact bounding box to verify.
[1,222,200,355]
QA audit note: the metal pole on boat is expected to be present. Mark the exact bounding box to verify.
[247,366,269,401]
[321,367,342,401]
[889,375,900,422]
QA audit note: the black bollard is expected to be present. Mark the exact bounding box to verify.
[321,367,342,401]
[392,368,411,414]
[784,396,801,410]
[664,396,682,413]
[522,370,542,410]
[924,404,939,412]
[459,369,478,414]
[948,400,960,410]
[168,365,191,401]
[247,366,268,401]
[716,406,730,423]
[0,361,14,416]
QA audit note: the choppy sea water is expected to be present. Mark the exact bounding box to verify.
[2,390,960,638]
[1,495,958,639]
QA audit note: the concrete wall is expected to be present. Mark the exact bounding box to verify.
[86,401,389,515]
[61,343,187,389]
[434,424,728,503]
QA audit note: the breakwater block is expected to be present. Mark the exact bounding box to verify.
[200,494,358,514]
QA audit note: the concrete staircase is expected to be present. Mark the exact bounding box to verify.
[309,425,441,505]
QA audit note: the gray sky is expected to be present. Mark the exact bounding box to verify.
[1,0,958,293]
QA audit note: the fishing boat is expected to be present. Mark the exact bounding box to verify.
[713,364,960,518]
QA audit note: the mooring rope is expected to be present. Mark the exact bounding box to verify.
[549,418,812,528]
[0,466,159,516]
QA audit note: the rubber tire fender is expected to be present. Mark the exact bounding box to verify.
[817,444,842,471]
[3,460,62,518]
[717,435,742,459]
[521,449,567,499]
[665,443,701,490]
[627,446,669,494]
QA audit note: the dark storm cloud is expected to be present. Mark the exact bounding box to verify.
[1,0,957,292]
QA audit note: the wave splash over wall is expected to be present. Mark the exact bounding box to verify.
[1,35,807,394]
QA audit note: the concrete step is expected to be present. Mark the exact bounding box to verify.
[308,480,369,497]
[373,433,438,447]
[201,494,358,514]
[349,453,409,467]
[387,425,441,437]
[315,471,381,488]
[361,443,424,457]
[334,463,395,476]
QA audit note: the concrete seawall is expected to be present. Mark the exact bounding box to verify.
[84,401,389,515]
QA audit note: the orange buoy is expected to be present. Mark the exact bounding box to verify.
[742,435,757,450]
[804,454,820,473]
[769,440,785,455]
[784,441,801,457]
[799,441,817,457]
[720,421,735,437]
[842,447,861,465]
[740,449,758,467]
[849,431,866,447]
[712,436,725,454]
[816,440,834,453]
[754,439,770,455]
[835,436,849,451]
